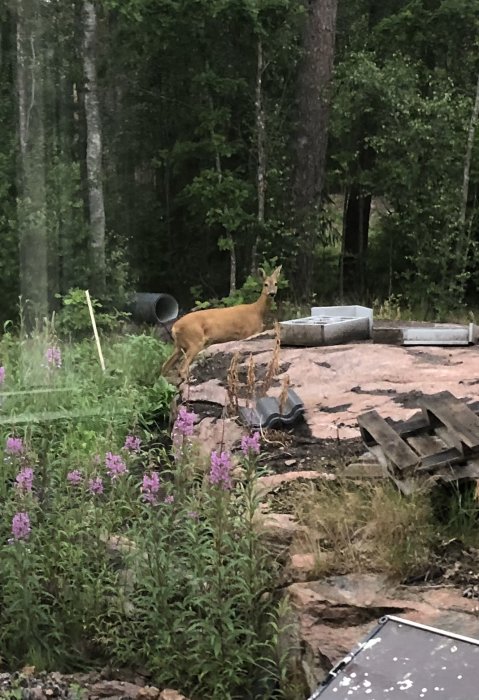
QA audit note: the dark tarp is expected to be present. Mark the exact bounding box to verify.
[310,615,479,700]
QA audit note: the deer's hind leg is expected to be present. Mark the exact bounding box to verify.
[175,330,206,381]
[162,346,181,375]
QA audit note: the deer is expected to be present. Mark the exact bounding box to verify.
[162,265,282,380]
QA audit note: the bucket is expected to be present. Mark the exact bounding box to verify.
[131,293,179,324]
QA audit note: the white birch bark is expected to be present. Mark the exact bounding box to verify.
[82,0,106,296]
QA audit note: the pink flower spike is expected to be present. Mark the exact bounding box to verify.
[173,406,197,437]
[124,434,142,452]
[15,467,34,493]
[45,346,62,368]
[88,476,104,495]
[105,452,128,479]
[6,437,24,455]
[240,432,261,456]
[11,512,31,540]
[209,450,232,490]
[141,471,160,504]
[67,470,83,486]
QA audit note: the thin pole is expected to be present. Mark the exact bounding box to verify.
[85,289,105,371]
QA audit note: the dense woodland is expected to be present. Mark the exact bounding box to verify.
[2,0,479,325]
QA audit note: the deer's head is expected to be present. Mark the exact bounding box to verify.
[260,265,282,297]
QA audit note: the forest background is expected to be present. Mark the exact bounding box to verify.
[2,0,479,326]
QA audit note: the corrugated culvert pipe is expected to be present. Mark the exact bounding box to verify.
[131,293,179,324]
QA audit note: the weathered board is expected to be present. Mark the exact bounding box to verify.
[357,409,420,471]
[357,391,479,486]
[419,391,479,451]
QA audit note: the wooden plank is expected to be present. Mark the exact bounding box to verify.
[436,459,479,481]
[357,410,420,471]
[407,434,446,457]
[393,414,430,437]
[419,391,479,450]
[415,447,465,472]
[391,400,479,438]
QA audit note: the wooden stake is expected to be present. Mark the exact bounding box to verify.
[85,289,105,371]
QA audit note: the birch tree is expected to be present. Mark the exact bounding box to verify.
[16,0,48,326]
[82,0,106,296]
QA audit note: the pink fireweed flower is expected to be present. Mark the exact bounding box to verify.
[209,450,233,490]
[6,436,24,455]
[187,510,199,520]
[164,494,174,504]
[0,366,5,384]
[45,345,62,368]
[15,467,34,493]
[124,434,142,453]
[88,476,104,495]
[105,452,128,479]
[11,512,31,541]
[173,406,197,437]
[240,432,261,456]
[67,470,83,485]
[141,471,160,503]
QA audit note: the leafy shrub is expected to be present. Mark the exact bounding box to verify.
[55,288,129,337]
[193,258,288,309]
[0,334,284,699]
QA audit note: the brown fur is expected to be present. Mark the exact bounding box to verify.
[162,265,282,380]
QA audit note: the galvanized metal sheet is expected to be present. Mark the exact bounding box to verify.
[312,616,479,700]
[403,326,470,346]
[280,315,371,347]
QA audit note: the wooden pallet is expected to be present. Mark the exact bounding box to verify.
[357,391,479,487]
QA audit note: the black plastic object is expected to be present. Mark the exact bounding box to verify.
[238,389,304,429]
[131,293,179,324]
[309,614,479,699]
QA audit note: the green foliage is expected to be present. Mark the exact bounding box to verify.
[5,0,479,326]
[193,257,288,308]
[103,445,279,698]
[183,169,255,265]
[0,331,284,697]
[55,289,130,338]
[330,42,477,312]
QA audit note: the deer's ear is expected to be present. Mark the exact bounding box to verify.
[259,267,266,280]
[274,265,282,277]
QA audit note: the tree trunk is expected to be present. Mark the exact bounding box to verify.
[293,0,338,298]
[82,0,106,297]
[251,37,266,276]
[342,183,371,297]
[460,74,479,228]
[455,73,479,289]
[228,232,236,295]
[16,0,48,328]
[208,89,237,296]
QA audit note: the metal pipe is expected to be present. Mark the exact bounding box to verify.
[131,293,179,325]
